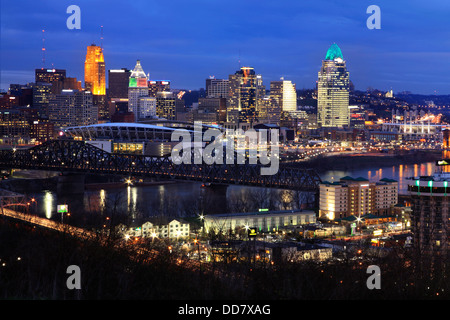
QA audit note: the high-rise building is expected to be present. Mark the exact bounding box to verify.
[148,80,170,97]
[138,96,157,119]
[108,68,131,99]
[408,171,450,257]
[227,67,265,127]
[156,91,176,120]
[32,82,53,118]
[128,60,149,121]
[206,78,229,98]
[84,44,106,95]
[193,97,227,124]
[319,176,398,220]
[317,43,350,128]
[48,89,97,128]
[35,68,66,94]
[270,79,297,114]
[85,44,107,120]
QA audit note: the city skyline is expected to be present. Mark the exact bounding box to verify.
[2,0,450,94]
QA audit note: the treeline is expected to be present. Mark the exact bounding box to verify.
[0,215,449,300]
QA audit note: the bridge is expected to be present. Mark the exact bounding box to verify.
[0,139,322,192]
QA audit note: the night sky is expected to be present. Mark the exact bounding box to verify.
[2,0,450,94]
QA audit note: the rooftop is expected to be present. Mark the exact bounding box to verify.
[325,43,344,61]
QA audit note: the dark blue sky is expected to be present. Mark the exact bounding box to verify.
[2,0,450,94]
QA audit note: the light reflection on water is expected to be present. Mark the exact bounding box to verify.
[319,161,435,194]
[32,161,437,226]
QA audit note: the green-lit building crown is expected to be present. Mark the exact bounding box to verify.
[325,43,344,61]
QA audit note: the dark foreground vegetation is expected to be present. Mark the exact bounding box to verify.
[0,216,449,300]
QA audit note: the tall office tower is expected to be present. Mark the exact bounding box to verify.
[227,67,265,127]
[108,68,131,99]
[48,89,97,128]
[408,172,450,258]
[32,82,53,118]
[206,78,229,98]
[85,44,107,120]
[138,96,157,119]
[148,80,170,97]
[319,176,398,220]
[156,91,176,120]
[270,79,297,114]
[317,43,350,128]
[258,95,281,124]
[128,60,149,121]
[84,44,106,95]
[35,68,66,94]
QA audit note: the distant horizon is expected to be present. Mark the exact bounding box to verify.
[2,1,450,95]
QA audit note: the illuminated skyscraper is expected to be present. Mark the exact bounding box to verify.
[317,43,350,128]
[84,44,106,95]
[128,60,150,121]
[227,67,265,127]
[270,79,297,114]
[85,44,107,121]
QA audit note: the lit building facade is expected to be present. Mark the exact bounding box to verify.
[48,89,97,129]
[206,78,229,98]
[156,91,176,120]
[408,172,450,257]
[319,176,398,220]
[84,44,106,95]
[227,67,265,126]
[35,68,66,94]
[128,60,150,121]
[317,43,350,128]
[204,209,316,234]
[270,79,297,114]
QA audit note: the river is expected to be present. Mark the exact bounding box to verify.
[16,160,438,229]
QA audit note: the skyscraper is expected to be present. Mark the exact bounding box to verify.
[35,68,66,94]
[317,43,350,128]
[206,78,229,98]
[108,68,131,99]
[85,44,107,120]
[227,67,265,127]
[270,79,297,114]
[84,44,106,95]
[128,60,150,121]
[48,89,97,129]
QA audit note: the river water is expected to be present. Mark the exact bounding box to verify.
[23,160,437,228]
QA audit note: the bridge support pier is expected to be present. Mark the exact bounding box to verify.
[57,173,85,195]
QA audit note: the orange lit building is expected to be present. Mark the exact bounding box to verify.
[84,44,106,95]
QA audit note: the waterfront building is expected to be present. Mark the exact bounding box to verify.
[317,43,350,128]
[407,171,450,257]
[319,176,398,220]
[116,219,190,239]
[203,209,316,234]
